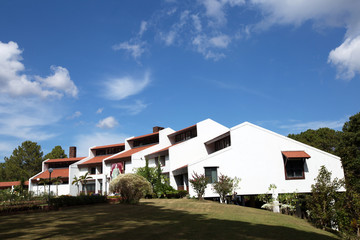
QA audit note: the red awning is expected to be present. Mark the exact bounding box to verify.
[282,151,310,159]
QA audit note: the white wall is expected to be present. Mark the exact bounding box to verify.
[188,122,345,198]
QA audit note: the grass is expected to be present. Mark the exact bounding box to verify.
[0,198,339,240]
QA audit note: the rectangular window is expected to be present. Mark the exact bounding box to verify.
[90,167,96,175]
[285,159,304,179]
[205,167,218,183]
[214,136,231,152]
[175,128,197,143]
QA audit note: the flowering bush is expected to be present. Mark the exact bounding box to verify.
[212,174,240,203]
[189,172,207,200]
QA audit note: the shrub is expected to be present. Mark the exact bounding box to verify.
[109,173,152,204]
[212,174,240,204]
[189,172,207,200]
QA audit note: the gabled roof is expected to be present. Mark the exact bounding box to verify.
[91,143,125,150]
[282,151,311,159]
[168,125,196,137]
[127,132,158,141]
[144,142,180,158]
[79,155,112,165]
[105,144,156,161]
[32,168,69,180]
[0,181,29,188]
[45,157,85,163]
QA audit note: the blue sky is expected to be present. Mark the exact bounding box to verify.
[1,0,360,159]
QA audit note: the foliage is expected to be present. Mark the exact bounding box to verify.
[38,178,50,194]
[288,128,341,155]
[212,174,240,203]
[109,173,152,204]
[258,184,278,211]
[307,166,342,230]
[1,141,44,181]
[78,173,92,195]
[189,172,208,200]
[278,192,299,215]
[52,176,63,196]
[135,159,173,197]
[49,195,107,208]
[72,176,80,196]
[44,145,68,160]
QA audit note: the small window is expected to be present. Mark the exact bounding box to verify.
[90,167,96,175]
[285,159,304,179]
[205,167,218,183]
[214,136,231,152]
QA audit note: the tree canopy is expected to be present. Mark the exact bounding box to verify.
[2,141,44,181]
[44,145,67,160]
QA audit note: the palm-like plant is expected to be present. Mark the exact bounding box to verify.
[52,176,63,196]
[72,176,80,196]
[79,173,92,195]
[38,178,48,194]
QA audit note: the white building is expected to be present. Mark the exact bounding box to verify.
[29,119,345,200]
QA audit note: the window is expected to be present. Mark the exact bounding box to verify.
[214,136,231,152]
[133,135,159,147]
[174,128,197,143]
[90,167,96,175]
[205,167,218,183]
[285,159,304,179]
[155,156,166,167]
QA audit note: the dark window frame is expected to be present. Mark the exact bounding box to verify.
[284,158,305,180]
[204,167,218,184]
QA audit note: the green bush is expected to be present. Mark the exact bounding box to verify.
[49,195,107,208]
[109,173,152,204]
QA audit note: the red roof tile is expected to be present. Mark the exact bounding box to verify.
[282,151,311,159]
[45,157,85,163]
[79,155,112,165]
[106,144,156,161]
[128,132,158,141]
[0,181,29,188]
[32,168,69,180]
[91,143,125,150]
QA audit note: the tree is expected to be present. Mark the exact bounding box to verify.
[38,178,48,194]
[288,128,341,155]
[78,173,92,195]
[212,174,240,203]
[44,146,67,160]
[72,176,80,196]
[3,141,44,181]
[109,173,152,204]
[337,112,360,193]
[307,166,342,230]
[52,176,63,196]
[189,172,208,200]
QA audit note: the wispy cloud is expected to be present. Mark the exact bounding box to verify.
[67,111,82,120]
[112,41,146,60]
[116,100,148,115]
[96,116,119,129]
[279,119,346,132]
[103,71,150,101]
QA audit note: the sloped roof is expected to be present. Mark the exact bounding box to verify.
[0,181,29,188]
[32,168,69,180]
[79,155,111,165]
[282,151,311,159]
[105,144,156,161]
[45,157,85,163]
[127,132,158,141]
[91,143,125,150]
[168,125,196,137]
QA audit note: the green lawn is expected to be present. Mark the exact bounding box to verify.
[0,199,338,240]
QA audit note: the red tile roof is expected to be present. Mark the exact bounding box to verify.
[79,155,111,165]
[91,143,125,150]
[0,181,29,188]
[32,168,69,180]
[168,125,196,137]
[282,151,311,159]
[127,132,158,141]
[45,157,85,163]
[106,144,156,161]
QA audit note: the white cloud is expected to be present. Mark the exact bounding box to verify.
[139,21,148,36]
[200,0,245,25]
[328,36,360,80]
[67,111,82,119]
[96,116,119,129]
[96,108,103,114]
[0,41,78,98]
[160,31,177,46]
[74,132,130,157]
[192,34,228,60]
[192,14,202,32]
[209,34,231,48]
[116,100,148,115]
[249,0,360,80]
[113,41,146,60]
[280,119,345,132]
[103,72,150,100]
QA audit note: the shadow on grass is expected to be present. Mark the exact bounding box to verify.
[0,201,338,240]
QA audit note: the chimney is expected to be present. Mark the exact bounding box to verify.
[153,126,164,133]
[69,146,77,158]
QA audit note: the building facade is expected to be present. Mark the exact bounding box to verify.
[28,119,345,198]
